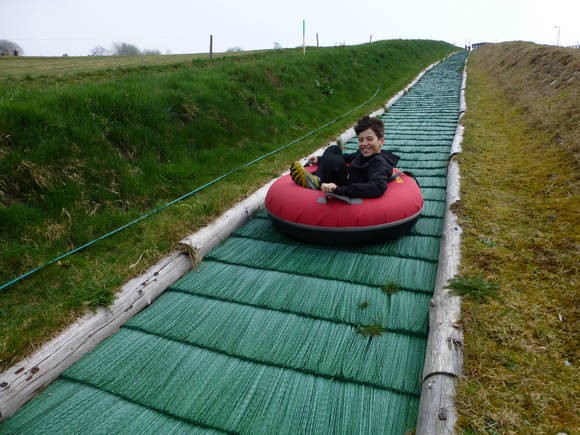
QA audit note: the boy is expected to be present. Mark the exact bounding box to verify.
[290,116,399,198]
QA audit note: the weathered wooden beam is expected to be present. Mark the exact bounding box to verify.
[0,251,192,421]
[416,54,468,434]
[417,374,459,434]
[416,157,464,435]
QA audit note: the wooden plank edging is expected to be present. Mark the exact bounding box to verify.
[416,158,463,434]
[0,251,192,421]
[416,54,468,435]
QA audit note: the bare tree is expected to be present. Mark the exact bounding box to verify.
[0,39,23,56]
[90,45,109,56]
[111,42,141,56]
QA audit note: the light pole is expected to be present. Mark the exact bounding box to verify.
[554,25,560,46]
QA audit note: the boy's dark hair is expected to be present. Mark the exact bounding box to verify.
[354,115,384,139]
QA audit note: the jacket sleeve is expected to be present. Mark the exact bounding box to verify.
[334,156,393,198]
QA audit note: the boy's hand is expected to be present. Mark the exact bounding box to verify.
[321,183,337,193]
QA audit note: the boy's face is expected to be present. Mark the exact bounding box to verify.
[357,128,384,157]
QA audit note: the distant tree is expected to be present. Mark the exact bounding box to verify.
[90,45,109,56]
[273,42,282,50]
[142,48,161,55]
[0,39,23,56]
[226,47,243,52]
[111,42,141,56]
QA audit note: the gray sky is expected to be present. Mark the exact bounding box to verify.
[1,0,578,56]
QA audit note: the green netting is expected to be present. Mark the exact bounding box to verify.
[386,116,457,123]
[398,167,448,177]
[206,237,438,293]
[59,329,420,433]
[388,131,455,139]
[414,176,448,188]
[392,105,458,111]
[419,187,447,201]
[390,135,456,142]
[390,147,452,155]
[255,207,447,232]
[0,380,217,434]
[392,111,458,116]
[234,218,441,262]
[125,291,426,394]
[422,200,447,217]
[350,136,456,144]
[384,122,458,128]
[169,260,430,334]
[345,143,452,154]
[411,216,444,237]
[1,50,468,434]
[401,158,450,166]
[398,160,449,170]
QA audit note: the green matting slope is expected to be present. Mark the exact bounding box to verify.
[1,51,467,434]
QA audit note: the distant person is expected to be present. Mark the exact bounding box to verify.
[13,49,18,56]
[289,115,399,198]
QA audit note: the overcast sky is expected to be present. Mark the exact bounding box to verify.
[1,0,578,56]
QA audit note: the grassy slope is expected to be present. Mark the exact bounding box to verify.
[0,40,456,371]
[456,43,579,433]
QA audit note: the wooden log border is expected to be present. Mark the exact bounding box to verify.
[0,55,455,423]
[416,54,468,434]
[0,251,191,421]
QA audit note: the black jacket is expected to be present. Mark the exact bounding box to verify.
[334,151,399,198]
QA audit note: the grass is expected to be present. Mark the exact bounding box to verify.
[358,301,369,310]
[0,50,263,80]
[0,40,457,371]
[446,275,499,303]
[357,324,384,337]
[381,281,400,295]
[455,43,579,433]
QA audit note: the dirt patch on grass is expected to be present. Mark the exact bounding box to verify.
[456,43,579,433]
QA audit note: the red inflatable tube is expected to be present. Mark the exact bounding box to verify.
[265,168,424,245]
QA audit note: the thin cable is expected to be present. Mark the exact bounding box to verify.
[0,85,381,292]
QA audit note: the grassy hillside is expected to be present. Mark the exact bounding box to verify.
[456,42,578,433]
[0,40,456,370]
